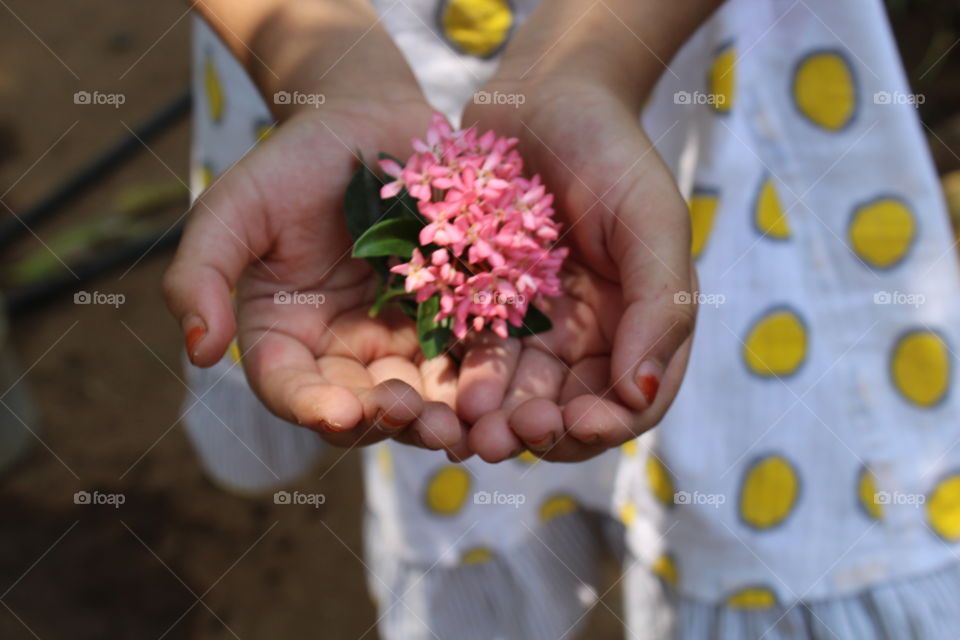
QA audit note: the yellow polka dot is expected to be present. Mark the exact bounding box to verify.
[652,554,678,587]
[848,198,915,269]
[197,164,215,191]
[619,501,637,527]
[204,57,224,123]
[440,0,513,58]
[646,455,675,507]
[858,466,884,521]
[754,178,790,240]
[726,586,777,609]
[928,474,960,541]
[891,331,950,408]
[376,443,393,478]
[254,121,275,144]
[539,494,578,523]
[739,455,799,529]
[743,309,807,377]
[689,191,718,259]
[227,340,242,364]
[793,51,856,130]
[425,466,471,516]
[461,546,494,566]
[621,439,638,457]
[708,44,735,113]
[516,450,539,465]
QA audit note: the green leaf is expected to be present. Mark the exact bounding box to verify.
[368,286,408,317]
[352,218,423,259]
[508,304,553,338]
[343,153,385,242]
[417,294,453,359]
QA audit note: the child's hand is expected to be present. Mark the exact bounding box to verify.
[458,79,696,462]
[164,96,471,458]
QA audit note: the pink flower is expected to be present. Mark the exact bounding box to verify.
[384,113,567,339]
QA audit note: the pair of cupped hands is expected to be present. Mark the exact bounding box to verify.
[162,70,697,463]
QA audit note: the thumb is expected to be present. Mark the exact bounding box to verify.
[604,132,696,414]
[162,164,269,367]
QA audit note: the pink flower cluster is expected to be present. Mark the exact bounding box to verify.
[381,114,567,339]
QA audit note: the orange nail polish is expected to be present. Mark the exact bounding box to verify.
[638,374,660,406]
[380,413,407,429]
[185,325,205,356]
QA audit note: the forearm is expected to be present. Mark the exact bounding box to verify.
[494,0,725,108]
[191,0,423,117]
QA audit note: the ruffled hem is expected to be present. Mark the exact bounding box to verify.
[629,558,960,640]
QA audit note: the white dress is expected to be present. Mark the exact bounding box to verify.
[185,1,960,638]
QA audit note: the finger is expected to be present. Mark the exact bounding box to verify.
[365,356,425,433]
[162,166,269,367]
[419,353,459,409]
[558,356,610,404]
[506,398,563,452]
[395,402,463,451]
[467,410,523,463]
[456,334,522,423]
[563,394,642,447]
[244,332,364,431]
[503,348,566,412]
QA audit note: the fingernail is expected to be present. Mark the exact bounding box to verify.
[318,420,345,433]
[377,411,407,430]
[525,434,553,452]
[183,316,206,361]
[635,360,663,407]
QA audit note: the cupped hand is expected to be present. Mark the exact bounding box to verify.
[457,80,697,462]
[163,98,470,459]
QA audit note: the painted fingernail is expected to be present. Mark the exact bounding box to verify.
[379,412,408,429]
[635,360,663,407]
[525,434,553,452]
[183,315,206,361]
[318,420,345,433]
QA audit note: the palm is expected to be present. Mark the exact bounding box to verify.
[166,100,469,455]
[459,82,695,462]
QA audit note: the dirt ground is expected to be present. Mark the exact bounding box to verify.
[0,2,957,640]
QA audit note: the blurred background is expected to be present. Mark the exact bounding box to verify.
[0,1,959,638]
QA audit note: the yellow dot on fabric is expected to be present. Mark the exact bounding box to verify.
[928,474,960,541]
[726,586,777,609]
[857,466,884,521]
[198,164,215,190]
[646,455,675,507]
[708,44,736,113]
[461,546,494,566]
[227,340,242,364]
[516,450,538,465]
[793,51,856,130]
[891,331,950,408]
[425,466,471,516]
[539,494,578,523]
[204,57,224,123]
[621,439,638,457]
[848,198,915,269]
[376,443,393,478]
[739,455,799,529]
[440,0,513,58]
[743,309,807,377]
[652,554,678,587]
[689,191,718,259]
[619,501,637,527]
[754,178,790,240]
